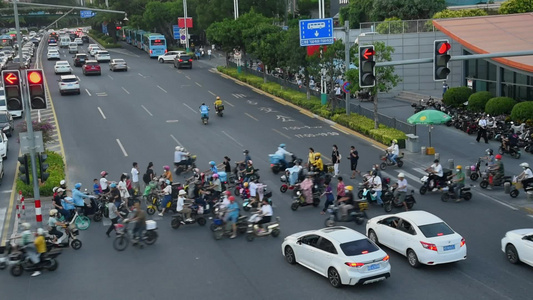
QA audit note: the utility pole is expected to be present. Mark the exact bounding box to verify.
[344,20,350,115]
[183,0,189,52]
[318,0,327,106]
[234,0,239,20]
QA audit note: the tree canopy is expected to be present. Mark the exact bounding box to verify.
[499,0,533,14]
[371,0,446,21]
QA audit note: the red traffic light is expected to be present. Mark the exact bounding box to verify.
[362,48,375,60]
[437,42,451,54]
[3,72,19,85]
[116,26,122,30]
[28,71,43,84]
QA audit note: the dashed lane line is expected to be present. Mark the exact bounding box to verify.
[157,85,168,93]
[183,103,197,114]
[208,91,216,96]
[141,105,153,116]
[170,134,183,147]
[85,89,92,96]
[116,139,128,157]
[121,87,130,94]
[97,107,106,119]
[222,131,244,147]
[195,82,202,87]
[272,129,291,139]
[245,113,258,121]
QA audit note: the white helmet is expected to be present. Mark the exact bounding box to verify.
[520,162,529,169]
[398,173,405,178]
[175,146,181,151]
[60,179,66,185]
[49,209,58,216]
[179,190,187,196]
[37,228,45,236]
[21,223,31,230]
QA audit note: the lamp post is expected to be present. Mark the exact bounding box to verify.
[234,0,239,20]
[183,0,189,52]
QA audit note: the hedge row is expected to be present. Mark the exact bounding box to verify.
[88,30,121,49]
[217,66,406,146]
[16,151,65,198]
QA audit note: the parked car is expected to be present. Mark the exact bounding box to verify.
[0,110,13,137]
[158,51,185,63]
[82,60,101,76]
[95,50,111,62]
[501,229,533,267]
[109,58,127,71]
[73,53,88,67]
[58,75,80,95]
[0,132,7,159]
[282,226,391,288]
[366,211,467,268]
[174,55,193,69]
[54,61,72,74]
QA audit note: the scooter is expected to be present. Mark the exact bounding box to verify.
[498,144,521,159]
[379,150,404,170]
[245,214,281,242]
[269,154,298,174]
[170,205,207,229]
[509,176,533,198]
[174,155,197,175]
[243,190,271,212]
[201,114,209,125]
[441,182,473,202]
[215,104,224,117]
[419,169,452,195]
[469,158,487,181]
[46,224,82,250]
[279,170,302,193]
[9,247,62,277]
[324,201,368,226]
[479,173,512,189]
[383,188,416,212]
[290,185,320,211]
[211,215,248,240]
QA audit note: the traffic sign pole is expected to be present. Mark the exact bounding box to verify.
[183,0,190,52]
[344,20,351,115]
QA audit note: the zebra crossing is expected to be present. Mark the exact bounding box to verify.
[232,93,246,98]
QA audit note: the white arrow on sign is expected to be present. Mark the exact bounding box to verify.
[315,30,319,37]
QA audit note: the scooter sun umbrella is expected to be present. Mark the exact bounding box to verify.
[407,109,451,148]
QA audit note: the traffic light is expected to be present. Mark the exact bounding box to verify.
[2,70,22,111]
[18,154,30,185]
[27,69,47,109]
[116,26,122,30]
[359,45,376,88]
[38,152,49,183]
[434,40,451,81]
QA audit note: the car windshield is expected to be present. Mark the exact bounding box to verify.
[98,51,109,55]
[86,61,98,65]
[57,62,69,66]
[180,56,191,60]
[418,222,454,238]
[61,78,77,83]
[114,59,125,64]
[0,90,4,96]
[0,114,8,122]
[77,55,87,59]
[340,239,379,256]
[48,50,58,54]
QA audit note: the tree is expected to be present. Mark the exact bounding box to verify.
[142,1,183,43]
[425,8,488,31]
[339,0,373,29]
[376,17,406,34]
[499,0,533,14]
[345,41,401,128]
[371,0,446,21]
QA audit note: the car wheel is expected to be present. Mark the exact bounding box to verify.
[159,58,164,63]
[328,268,342,288]
[407,249,421,268]
[368,229,379,245]
[506,244,519,264]
[284,246,297,265]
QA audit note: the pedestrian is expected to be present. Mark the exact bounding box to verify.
[207,49,212,60]
[476,115,488,143]
[118,173,130,202]
[349,146,359,179]
[131,162,140,195]
[223,156,232,173]
[143,162,155,188]
[106,199,121,237]
[336,176,345,200]
[93,179,102,195]
[320,181,334,215]
[331,145,341,177]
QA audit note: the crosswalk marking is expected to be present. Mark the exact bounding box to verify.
[232,93,246,98]
[411,168,427,175]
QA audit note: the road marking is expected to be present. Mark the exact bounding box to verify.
[208,91,216,96]
[411,168,427,176]
[97,107,106,119]
[107,74,114,80]
[382,170,420,183]
[195,82,202,87]
[185,75,191,80]
[272,128,291,139]
[232,93,246,98]
[85,89,92,96]
[331,125,350,135]
[121,87,130,94]
[0,208,6,244]
[141,105,153,116]
[177,70,182,74]
[225,101,234,107]
[245,113,258,121]
[478,192,518,210]
[116,139,128,157]
[96,92,107,97]
[157,85,168,93]
[170,134,183,147]
[137,72,146,78]
[222,131,244,147]
[183,103,197,114]
[371,144,383,150]
[166,120,179,123]
[0,190,12,194]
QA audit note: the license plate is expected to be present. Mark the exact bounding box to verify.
[367,264,380,271]
[443,245,455,251]
[182,61,189,64]
[67,84,73,87]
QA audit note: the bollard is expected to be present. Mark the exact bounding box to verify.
[421,147,426,155]
[527,191,533,201]
[434,153,440,161]
[448,159,454,170]
[504,182,511,194]
[465,168,471,177]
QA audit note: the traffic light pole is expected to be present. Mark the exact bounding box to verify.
[13,0,43,228]
[344,20,350,115]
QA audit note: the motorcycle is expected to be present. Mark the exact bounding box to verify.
[215,104,224,117]
[383,188,416,212]
[479,172,512,189]
[269,154,298,174]
[469,158,487,181]
[440,182,473,202]
[46,224,82,251]
[419,169,452,195]
[245,214,281,242]
[211,215,248,240]
[170,205,207,229]
[411,99,426,114]
[498,144,521,159]
[379,150,404,170]
[113,220,158,251]
[174,155,197,175]
[290,185,320,211]
[279,170,302,193]
[9,247,62,277]
[509,176,533,198]
[201,114,209,125]
[357,174,390,199]
[324,201,368,226]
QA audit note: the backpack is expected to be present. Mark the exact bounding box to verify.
[104,204,110,218]
[143,172,150,183]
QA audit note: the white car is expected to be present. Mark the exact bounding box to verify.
[74,38,83,45]
[0,88,6,112]
[87,44,99,53]
[158,51,185,63]
[58,75,80,95]
[0,132,7,159]
[89,47,101,57]
[282,226,391,287]
[501,229,533,267]
[95,50,111,62]
[366,211,467,268]
[54,61,72,74]
[47,50,60,60]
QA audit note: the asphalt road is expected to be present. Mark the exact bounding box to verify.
[0,41,532,300]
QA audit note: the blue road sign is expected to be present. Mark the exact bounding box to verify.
[173,25,180,40]
[80,10,96,19]
[299,18,334,47]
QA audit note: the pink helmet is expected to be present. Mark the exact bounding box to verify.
[100,171,107,177]
[163,165,170,171]
[212,173,219,178]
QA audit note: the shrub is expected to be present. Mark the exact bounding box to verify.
[376,17,406,34]
[443,87,473,107]
[510,101,533,122]
[485,97,516,115]
[468,91,493,112]
[16,151,65,198]
[16,118,55,144]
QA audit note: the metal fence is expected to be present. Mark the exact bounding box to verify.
[359,19,436,35]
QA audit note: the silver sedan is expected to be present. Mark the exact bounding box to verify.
[109,58,128,72]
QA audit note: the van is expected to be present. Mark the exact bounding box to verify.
[68,42,78,53]
[60,36,71,48]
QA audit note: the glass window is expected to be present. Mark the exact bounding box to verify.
[466,59,476,78]
[151,39,165,46]
[516,73,528,85]
[318,238,338,254]
[488,82,497,96]
[0,113,7,122]
[488,63,496,81]
[300,234,320,247]
[503,69,514,83]
[418,222,454,238]
[477,59,488,80]
[517,85,528,101]
[340,239,379,256]
[398,220,416,235]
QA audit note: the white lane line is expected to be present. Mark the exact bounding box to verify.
[121,87,130,94]
[157,85,168,93]
[222,131,244,147]
[85,89,92,96]
[382,170,420,183]
[371,144,382,150]
[107,74,114,80]
[116,139,128,157]
[273,128,291,139]
[170,134,183,147]
[185,75,191,80]
[245,113,258,121]
[225,101,234,107]
[195,82,202,87]
[141,105,153,116]
[137,72,146,78]
[478,192,518,210]
[183,103,197,114]
[97,107,106,119]
[0,208,6,240]
[0,190,13,194]
[208,91,216,96]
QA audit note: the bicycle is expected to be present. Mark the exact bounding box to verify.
[113,220,158,251]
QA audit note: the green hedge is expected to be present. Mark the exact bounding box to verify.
[443,87,473,107]
[485,97,516,115]
[217,66,406,146]
[16,151,65,198]
[87,31,122,49]
[468,91,493,112]
[510,101,533,122]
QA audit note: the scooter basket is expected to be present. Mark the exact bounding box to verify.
[218,172,228,182]
[470,165,476,171]
[358,202,369,210]
[145,220,157,230]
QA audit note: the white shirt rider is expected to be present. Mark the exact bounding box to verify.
[523,168,533,179]
[100,177,108,191]
[430,163,443,177]
[249,181,258,197]
[371,176,382,192]
[260,204,273,217]
[397,178,408,192]
[176,196,185,211]
[174,150,188,163]
[388,143,399,156]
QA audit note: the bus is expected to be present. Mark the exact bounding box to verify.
[134,30,145,49]
[142,33,166,58]
[124,27,134,44]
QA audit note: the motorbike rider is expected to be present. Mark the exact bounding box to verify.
[502,131,519,152]
[223,156,232,173]
[174,146,192,168]
[52,188,71,221]
[287,160,303,186]
[199,103,210,119]
[209,161,218,175]
[60,179,67,190]
[426,159,444,191]
[307,148,316,170]
[488,154,505,188]
[300,175,314,204]
[129,202,146,242]
[481,148,495,167]
[158,180,173,217]
[226,196,240,239]
[516,162,533,191]
[312,153,324,173]
[337,185,354,220]
[393,173,409,211]
[243,160,256,182]
[214,96,224,112]
[100,171,111,193]
[241,182,251,199]
[235,150,251,175]
[48,209,67,244]
[109,183,121,208]
[255,198,273,233]
[209,173,222,199]
[370,171,384,206]
[72,183,91,215]
[162,165,173,183]
[387,140,400,165]
[31,228,47,277]
[274,144,293,170]
[176,189,193,222]
[449,165,465,201]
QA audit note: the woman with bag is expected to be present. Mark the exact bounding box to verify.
[332,145,341,177]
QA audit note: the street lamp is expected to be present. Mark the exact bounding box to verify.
[234,0,239,20]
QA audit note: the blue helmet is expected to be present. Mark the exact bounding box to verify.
[166,179,171,185]
[74,183,82,189]
[279,143,286,148]
[209,161,216,166]
[110,183,117,188]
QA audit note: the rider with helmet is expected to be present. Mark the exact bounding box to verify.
[393,173,409,210]
[48,209,66,244]
[482,148,495,167]
[72,183,91,215]
[387,139,400,165]
[158,179,173,216]
[337,185,355,219]
[100,171,110,193]
[489,154,505,187]
[517,162,533,191]
[209,173,222,199]
[243,160,256,182]
[162,165,173,183]
[214,96,224,112]
[59,179,67,190]
[199,102,210,119]
[176,189,193,222]
[449,165,465,201]
[209,161,218,175]
[312,153,324,173]
[226,196,240,238]
[174,146,191,168]
[274,144,293,170]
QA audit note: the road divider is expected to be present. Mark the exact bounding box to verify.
[97,107,107,119]
[141,105,153,116]
[116,139,128,157]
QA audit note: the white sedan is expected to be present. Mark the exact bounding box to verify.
[366,211,467,268]
[282,226,390,288]
[501,228,533,267]
[74,38,83,45]
[0,132,7,159]
[95,50,111,62]
[89,47,101,56]
[47,50,60,60]
[54,61,72,74]
[158,51,185,63]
